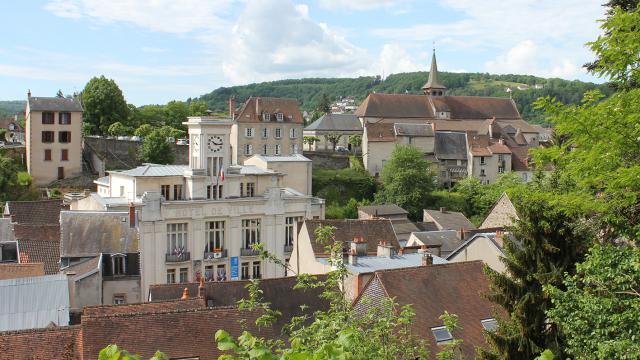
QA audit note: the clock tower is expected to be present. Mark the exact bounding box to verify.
[183,116,233,200]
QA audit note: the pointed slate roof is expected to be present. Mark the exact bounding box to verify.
[422,50,446,92]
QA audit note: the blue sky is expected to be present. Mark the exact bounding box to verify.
[1,0,607,105]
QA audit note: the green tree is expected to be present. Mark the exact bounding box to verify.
[56,89,64,98]
[545,244,640,359]
[375,145,434,220]
[164,100,189,130]
[323,133,342,151]
[107,122,134,137]
[139,129,175,164]
[348,134,362,152]
[82,75,129,135]
[134,124,154,138]
[188,100,208,116]
[480,192,593,359]
[437,311,464,360]
[317,92,331,113]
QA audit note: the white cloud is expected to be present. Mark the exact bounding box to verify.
[44,0,233,34]
[222,0,370,84]
[318,0,408,11]
[141,47,167,54]
[485,40,581,79]
[0,63,86,82]
[375,44,423,76]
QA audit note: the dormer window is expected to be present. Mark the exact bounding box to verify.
[262,112,271,122]
[112,254,126,276]
[276,113,284,122]
[431,326,453,344]
[481,318,498,332]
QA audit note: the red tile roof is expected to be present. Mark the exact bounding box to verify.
[14,224,60,274]
[0,326,81,360]
[356,93,434,118]
[5,200,65,225]
[355,261,504,358]
[235,97,303,124]
[365,122,395,142]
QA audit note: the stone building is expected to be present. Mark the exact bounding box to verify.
[25,91,83,185]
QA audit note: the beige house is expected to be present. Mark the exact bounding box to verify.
[480,193,519,229]
[230,97,304,164]
[244,154,312,196]
[70,116,324,299]
[446,233,506,273]
[25,92,83,185]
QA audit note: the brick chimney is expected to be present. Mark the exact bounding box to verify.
[350,236,367,256]
[181,287,190,300]
[128,203,136,228]
[229,96,236,120]
[439,207,446,213]
[418,245,428,253]
[198,277,205,298]
[27,89,31,98]
[421,252,433,266]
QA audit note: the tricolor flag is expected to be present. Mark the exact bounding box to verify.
[219,165,225,182]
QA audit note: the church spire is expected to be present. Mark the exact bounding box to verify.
[422,48,446,96]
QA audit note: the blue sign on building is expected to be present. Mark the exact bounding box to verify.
[230,256,239,280]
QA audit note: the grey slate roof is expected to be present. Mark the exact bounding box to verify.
[424,209,477,231]
[393,123,434,137]
[60,211,138,257]
[304,113,362,132]
[434,131,468,160]
[0,274,70,331]
[319,252,448,274]
[110,164,188,177]
[28,96,83,112]
[358,204,408,217]
[410,230,461,254]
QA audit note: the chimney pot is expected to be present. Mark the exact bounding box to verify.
[198,277,205,298]
[181,287,190,300]
[440,207,446,213]
[27,89,31,98]
[348,248,358,265]
[421,253,434,266]
[128,203,136,228]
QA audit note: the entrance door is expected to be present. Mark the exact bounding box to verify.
[58,167,64,180]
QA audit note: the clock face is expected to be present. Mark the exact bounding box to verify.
[207,135,224,153]
[191,135,200,155]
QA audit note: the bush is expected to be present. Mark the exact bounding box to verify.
[313,168,376,206]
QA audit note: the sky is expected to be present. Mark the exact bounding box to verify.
[0,0,608,105]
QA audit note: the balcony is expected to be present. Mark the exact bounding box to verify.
[165,251,190,263]
[203,249,228,261]
[241,247,261,257]
[284,244,294,253]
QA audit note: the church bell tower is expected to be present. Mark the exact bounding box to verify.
[422,49,446,96]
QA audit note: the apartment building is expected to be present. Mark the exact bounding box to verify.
[229,97,304,164]
[71,116,323,298]
[25,91,83,185]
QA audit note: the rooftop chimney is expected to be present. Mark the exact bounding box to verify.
[421,252,434,266]
[350,236,367,256]
[348,248,358,265]
[27,89,31,98]
[198,277,205,298]
[439,207,446,213]
[181,287,190,300]
[418,245,429,254]
[377,241,394,258]
[128,203,136,228]
[229,96,236,120]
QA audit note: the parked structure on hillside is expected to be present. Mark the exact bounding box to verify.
[25,91,83,185]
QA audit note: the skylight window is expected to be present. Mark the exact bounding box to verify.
[481,318,498,331]
[431,326,453,344]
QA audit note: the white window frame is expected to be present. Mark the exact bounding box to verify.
[167,223,188,253]
[112,254,126,276]
[244,144,253,155]
[275,144,281,156]
[480,156,486,165]
[285,216,302,247]
[262,144,268,155]
[262,128,269,138]
[276,113,284,122]
[262,113,270,122]
[289,128,297,139]
[242,218,261,249]
[245,127,255,138]
[167,269,176,283]
[252,261,261,279]
[205,221,225,252]
[275,128,282,139]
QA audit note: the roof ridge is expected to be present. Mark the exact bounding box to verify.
[374,260,483,275]
[82,304,242,320]
[0,325,81,336]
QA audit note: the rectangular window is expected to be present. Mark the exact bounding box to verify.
[167,223,188,253]
[113,295,125,305]
[480,156,486,165]
[42,131,54,143]
[44,149,52,161]
[207,157,222,178]
[119,186,125,197]
[240,183,244,197]
[241,262,250,280]
[498,154,504,162]
[161,185,170,200]
[262,113,270,122]
[481,318,498,331]
[173,184,183,200]
[205,265,214,281]
[59,112,71,124]
[276,113,284,122]
[285,216,302,247]
[205,221,225,252]
[245,127,255,137]
[246,183,255,197]
[252,261,261,279]
[167,269,176,284]
[179,267,188,283]
[61,149,68,161]
[275,144,281,156]
[431,326,453,344]
[216,264,227,281]
[262,144,268,155]
[275,128,282,139]
[262,128,269,138]
[59,131,71,143]
[289,128,297,139]
[244,144,253,155]
[112,255,126,275]
[480,169,486,176]
[498,166,505,173]
[242,219,261,249]
[42,112,54,124]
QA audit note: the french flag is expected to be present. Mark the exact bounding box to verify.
[219,165,225,182]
